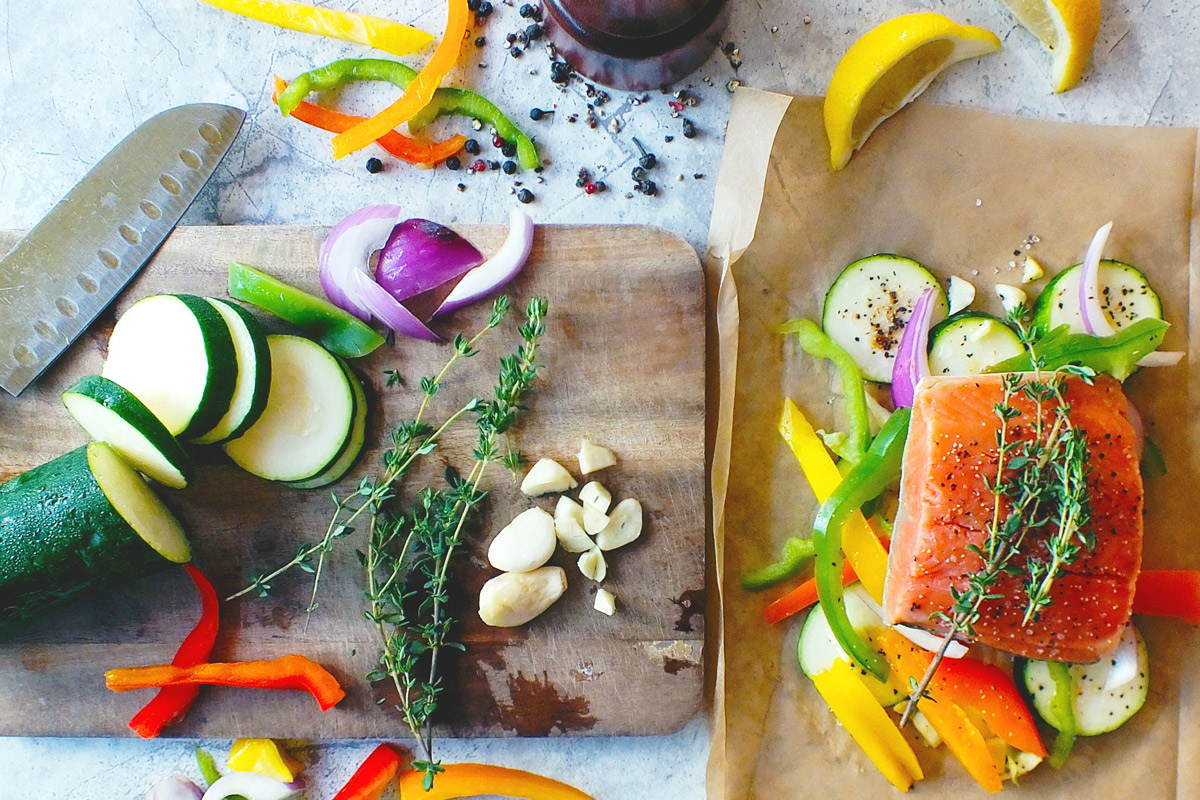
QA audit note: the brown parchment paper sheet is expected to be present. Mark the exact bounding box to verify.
[705,89,1200,800]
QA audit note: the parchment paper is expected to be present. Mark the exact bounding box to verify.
[706,89,1200,800]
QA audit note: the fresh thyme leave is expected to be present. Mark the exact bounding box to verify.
[226,297,513,605]
[898,307,1095,727]
[364,297,547,790]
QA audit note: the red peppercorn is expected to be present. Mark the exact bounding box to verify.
[584,182,597,194]
[668,100,685,113]
[492,133,504,148]
[471,159,487,172]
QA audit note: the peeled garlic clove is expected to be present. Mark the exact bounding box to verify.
[947,275,976,315]
[594,588,617,616]
[995,284,1027,316]
[583,506,610,535]
[520,458,577,496]
[595,497,643,551]
[479,567,567,628]
[554,496,594,553]
[1022,256,1045,283]
[578,547,607,582]
[579,481,611,513]
[488,507,556,573]
[578,439,617,474]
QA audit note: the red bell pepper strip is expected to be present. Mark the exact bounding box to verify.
[930,656,1046,757]
[1134,570,1200,625]
[396,763,593,800]
[106,655,346,711]
[272,76,465,165]
[763,561,857,625]
[127,565,220,738]
[332,743,403,800]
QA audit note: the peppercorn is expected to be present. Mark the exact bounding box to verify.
[489,160,501,170]
[519,3,536,16]
[464,138,481,155]
[641,180,658,196]
[664,135,674,142]
[502,160,518,174]
[593,180,607,193]
[471,159,487,172]
[457,183,467,192]
[517,188,535,204]
[525,23,543,41]
[445,156,462,171]
[365,157,383,174]
[475,35,486,46]
[576,167,591,187]
[477,1,493,18]
[509,46,522,58]
[501,141,517,158]
[632,166,648,182]
[583,182,598,194]
[467,0,481,9]
[550,60,572,84]
[682,118,696,139]
[491,133,504,149]
[529,107,550,120]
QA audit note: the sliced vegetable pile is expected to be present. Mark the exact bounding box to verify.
[749,222,1197,792]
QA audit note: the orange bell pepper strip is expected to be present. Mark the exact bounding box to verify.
[331,0,468,159]
[1134,569,1200,625]
[876,630,1003,793]
[272,76,465,165]
[779,398,890,603]
[763,561,857,624]
[332,743,404,800]
[931,656,1046,757]
[396,763,593,799]
[200,0,433,56]
[810,659,924,792]
[105,654,345,712]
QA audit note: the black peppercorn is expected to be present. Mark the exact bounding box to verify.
[682,118,696,139]
[477,1,493,17]
[639,153,657,169]
[631,166,647,182]
[501,141,517,158]
[365,157,383,174]
[593,181,607,193]
[529,107,550,120]
[444,156,462,171]
[509,46,522,58]
[467,0,481,9]
[464,138,481,155]
[502,160,518,174]
[550,60,571,84]
[525,23,543,41]
[641,180,658,196]
[517,188,534,204]
[475,36,486,47]
[519,3,536,16]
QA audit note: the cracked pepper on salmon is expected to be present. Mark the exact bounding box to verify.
[883,373,1143,662]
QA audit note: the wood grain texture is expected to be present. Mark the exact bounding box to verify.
[0,224,706,738]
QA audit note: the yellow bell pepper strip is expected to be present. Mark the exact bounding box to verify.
[779,398,889,602]
[227,738,302,783]
[200,0,433,56]
[331,0,468,160]
[810,659,924,792]
[396,763,593,799]
[877,630,1004,793]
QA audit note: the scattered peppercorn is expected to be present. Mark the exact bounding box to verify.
[365,157,383,174]
[510,46,522,58]
[467,0,481,9]
[682,118,697,139]
[693,173,705,179]
[529,107,551,120]
[502,160,518,174]
[457,183,467,192]
[593,180,607,193]
[471,159,487,172]
[501,141,517,157]
[445,156,462,171]
[491,133,504,149]
[632,166,648,182]
[519,3,536,16]
[470,118,483,131]
[576,167,591,187]
[464,138,481,155]
[517,188,535,203]
[550,60,572,84]
[477,1,493,18]
[640,180,658,196]
[584,182,598,194]
[488,160,501,170]
[664,135,674,142]
[506,32,518,44]
[525,23,544,41]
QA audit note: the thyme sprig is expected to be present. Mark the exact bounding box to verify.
[898,307,1095,727]
[365,297,547,789]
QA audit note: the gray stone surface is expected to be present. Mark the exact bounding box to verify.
[1,0,1197,796]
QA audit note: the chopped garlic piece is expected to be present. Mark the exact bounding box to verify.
[1021,256,1045,284]
[520,458,577,496]
[578,439,617,474]
[579,481,612,533]
[995,284,1027,316]
[553,496,594,553]
[594,588,616,616]
[595,497,644,551]
[578,547,607,582]
[947,275,976,315]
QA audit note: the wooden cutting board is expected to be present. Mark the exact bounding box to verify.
[0,224,706,738]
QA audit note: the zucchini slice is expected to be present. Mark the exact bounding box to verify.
[62,375,195,489]
[1031,260,1162,336]
[927,312,1025,377]
[822,254,949,382]
[223,335,355,483]
[284,359,368,490]
[190,298,273,445]
[101,294,238,438]
[0,443,189,630]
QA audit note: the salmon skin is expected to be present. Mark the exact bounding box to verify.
[883,373,1143,662]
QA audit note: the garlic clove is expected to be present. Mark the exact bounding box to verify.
[554,496,595,553]
[479,567,567,627]
[520,458,577,496]
[578,547,607,582]
[595,497,643,551]
[579,481,612,513]
[947,275,976,315]
[594,588,617,616]
[487,507,557,572]
[583,506,610,535]
[578,439,617,474]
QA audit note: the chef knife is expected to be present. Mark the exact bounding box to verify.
[0,103,245,396]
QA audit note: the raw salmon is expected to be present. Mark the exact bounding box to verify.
[883,373,1143,662]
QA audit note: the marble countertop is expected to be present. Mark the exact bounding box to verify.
[1,0,1196,796]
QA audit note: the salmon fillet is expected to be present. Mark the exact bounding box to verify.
[883,373,1143,662]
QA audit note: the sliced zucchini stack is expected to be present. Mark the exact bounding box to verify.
[223,335,357,484]
[62,375,195,489]
[822,255,949,382]
[0,442,189,630]
[927,312,1024,377]
[285,358,368,489]
[101,294,238,439]
[1032,260,1162,335]
[190,298,273,445]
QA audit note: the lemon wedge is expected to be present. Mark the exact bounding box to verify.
[227,738,302,783]
[998,0,1100,92]
[824,13,1001,170]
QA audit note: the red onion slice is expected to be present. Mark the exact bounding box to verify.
[435,208,535,317]
[349,268,440,341]
[890,288,937,408]
[375,219,484,303]
[319,205,404,321]
[1078,221,1116,336]
[146,776,204,800]
[200,773,299,800]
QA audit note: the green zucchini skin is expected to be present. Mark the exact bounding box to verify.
[0,447,166,631]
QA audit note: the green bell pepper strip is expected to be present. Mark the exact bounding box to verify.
[276,58,540,171]
[776,318,870,463]
[987,318,1168,381]
[1046,661,1077,768]
[813,407,911,682]
[741,536,816,591]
